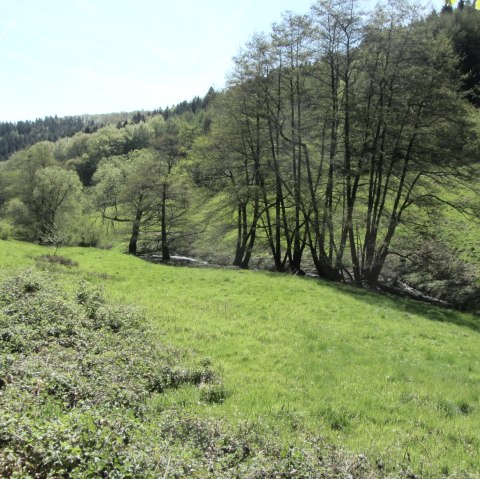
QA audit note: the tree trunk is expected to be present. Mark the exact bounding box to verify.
[160,184,170,260]
[128,210,143,255]
[233,204,246,266]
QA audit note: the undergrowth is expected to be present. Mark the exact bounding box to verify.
[0,269,223,477]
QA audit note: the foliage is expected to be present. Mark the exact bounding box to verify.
[431,3,480,105]
[0,221,13,241]
[204,0,478,283]
[0,90,217,163]
[0,1,478,298]
[92,117,198,256]
[0,116,90,162]
[0,143,84,243]
[0,0,478,474]
[0,269,224,478]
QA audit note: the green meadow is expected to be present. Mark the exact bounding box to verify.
[1,239,479,477]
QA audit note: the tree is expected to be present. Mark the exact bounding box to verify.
[149,118,189,260]
[93,150,158,255]
[432,3,480,105]
[201,0,478,284]
[192,83,267,269]
[25,166,82,242]
[346,5,475,283]
[10,141,57,195]
[93,140,191,257]
[0,142,83,242]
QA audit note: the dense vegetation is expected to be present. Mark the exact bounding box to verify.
[0,116,96,162]
[0,268,217,477]
[0,93,217,164]
[0,262,399,479]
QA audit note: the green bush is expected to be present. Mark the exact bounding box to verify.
[0,269,220,478]
[199,382,229,404]
[0,221,13,240]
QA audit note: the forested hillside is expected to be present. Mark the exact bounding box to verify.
[0,0,479,311]
[0,116,91,161]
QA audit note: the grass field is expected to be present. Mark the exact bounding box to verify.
[1,239,479,477]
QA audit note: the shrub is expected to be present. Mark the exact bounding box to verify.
[0,269,220,478]
[199,382,229,404]
[0,221,13,240]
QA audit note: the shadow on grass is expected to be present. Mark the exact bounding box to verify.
[305,276,480,333]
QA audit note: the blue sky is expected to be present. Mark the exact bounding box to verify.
[1,0,442,122]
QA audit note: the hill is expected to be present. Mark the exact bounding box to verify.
[0,91,216,163]
[1,239,479,477]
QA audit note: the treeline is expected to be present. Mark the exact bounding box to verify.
[0,0,479,308]
[440,0,480,105]
[152,87,217,119]
[0,116,91,161]
[0,89,218,163]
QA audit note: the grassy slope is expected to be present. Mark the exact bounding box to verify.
[1,240,479,477]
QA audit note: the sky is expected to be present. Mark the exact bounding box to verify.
[0,0,443,122]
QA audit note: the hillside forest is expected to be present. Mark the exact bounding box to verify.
[0,0,479,309]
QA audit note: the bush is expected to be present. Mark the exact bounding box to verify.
[199,382,229,404]
[0,269,220,478]
[0,221,13,240]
